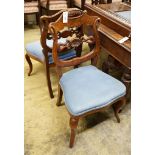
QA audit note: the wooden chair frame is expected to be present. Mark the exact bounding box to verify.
[25,8,84,98]
[48,10,126,147]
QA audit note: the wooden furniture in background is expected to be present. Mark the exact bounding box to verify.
[25,9,83,98]
[24,0,40,25]
[91,0,112,4]
[72,0,112,10]
[39,0,71,15]
[49,9,126,148]
[84,1,131,99]
[72,0,91,9]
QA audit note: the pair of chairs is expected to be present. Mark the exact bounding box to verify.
[25,9,126,148]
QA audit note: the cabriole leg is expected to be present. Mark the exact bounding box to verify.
[113,97,126,123]
[25,54,33,76]
[69,117,79,148]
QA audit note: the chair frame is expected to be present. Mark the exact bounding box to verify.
[25,9,83,98]
[48,9,126,147]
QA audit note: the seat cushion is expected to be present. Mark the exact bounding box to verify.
[60,65,126,116]
[25,38,76,64]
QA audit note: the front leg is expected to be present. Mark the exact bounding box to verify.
[25,54,33,76]
[69,117,79,148]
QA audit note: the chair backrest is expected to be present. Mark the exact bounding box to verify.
[47,9,100,77]
[40,8,86,61]
[40,9,67,53]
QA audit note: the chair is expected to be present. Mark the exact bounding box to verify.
[39,0,71,16]
[24,0,40,26]
[48,9,126,147]
[25,9,83,98]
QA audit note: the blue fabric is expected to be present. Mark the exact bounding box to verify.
[60,65,126,116]
[116,11,131,23]
[25,38,76,64]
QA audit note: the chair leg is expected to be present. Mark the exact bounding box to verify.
[69,117,79,148]
[113,97,126,123]
[25,54,33,76]
[45,64,54,99]
[56,84,63,106]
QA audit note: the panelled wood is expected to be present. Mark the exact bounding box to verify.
[84,2,131,98]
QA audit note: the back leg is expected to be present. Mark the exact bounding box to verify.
[113,97,126,123]
[44,63,54,99]
[25,54,33,76]
[56,84,63,106]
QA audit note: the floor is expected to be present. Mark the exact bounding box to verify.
[24,25,131,155]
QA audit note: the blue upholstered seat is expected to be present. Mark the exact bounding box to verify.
[25,38,76,64]
[60,65,126,116]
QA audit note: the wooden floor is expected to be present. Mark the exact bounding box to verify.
[24,25,131,155]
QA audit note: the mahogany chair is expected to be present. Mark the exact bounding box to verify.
[39,0,71,16]
[48,9,126,147]
[24,0,41,25]
[25,9,83,98]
